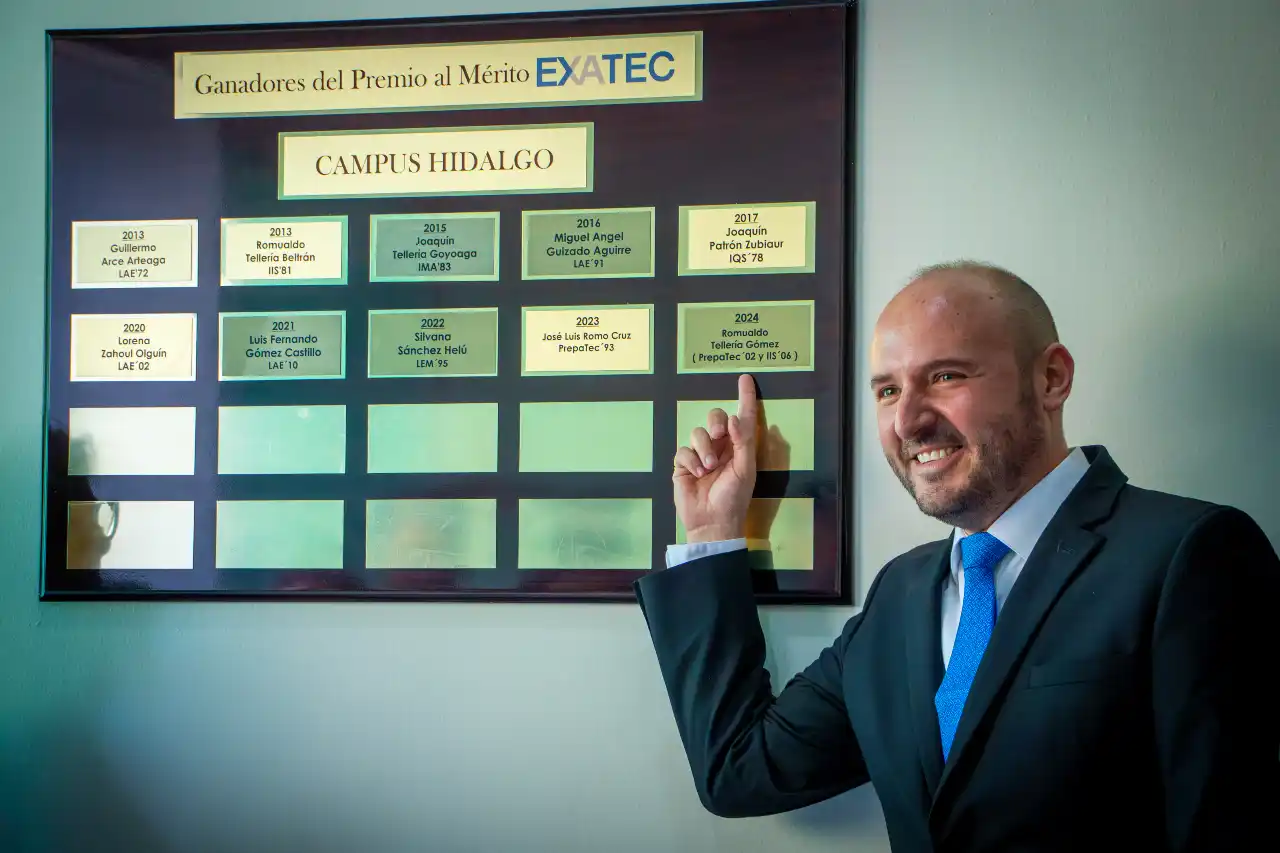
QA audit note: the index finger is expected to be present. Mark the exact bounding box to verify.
[736,373,758,432]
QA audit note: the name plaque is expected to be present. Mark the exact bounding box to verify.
[219,311,346,380]
[70,313,196,381]
[221,216,347,285]
[369,213,500,281]
[677,300,815,373]
[522,305,654,375]
[71,220,198,288]
[367,308,499,377]
[522,207,655,279]
[678,202,816,275]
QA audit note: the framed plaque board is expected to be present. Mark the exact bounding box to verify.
[41,0,857,602]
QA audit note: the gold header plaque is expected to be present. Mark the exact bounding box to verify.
[174,33,702,118]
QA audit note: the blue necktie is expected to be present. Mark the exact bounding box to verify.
[934,531,1011,761]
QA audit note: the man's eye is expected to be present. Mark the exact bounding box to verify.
[877,387,897,399]
[937,372,957,382]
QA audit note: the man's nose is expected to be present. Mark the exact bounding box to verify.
[894,387,937,443]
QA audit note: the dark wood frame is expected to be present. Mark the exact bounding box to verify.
[40,0,859,603]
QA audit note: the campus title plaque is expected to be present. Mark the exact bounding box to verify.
[42,0,855,603]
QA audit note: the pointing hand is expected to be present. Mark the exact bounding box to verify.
[672,374,759,543]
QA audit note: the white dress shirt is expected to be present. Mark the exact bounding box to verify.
[665,447,1092,669]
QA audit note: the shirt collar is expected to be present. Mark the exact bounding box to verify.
[949,446,1091,579]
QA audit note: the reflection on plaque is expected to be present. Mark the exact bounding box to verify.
[366,499,498,569]
[517,498,652,570]
[67,500,195,570]
[67,407,197,476]
[676,497,814,571]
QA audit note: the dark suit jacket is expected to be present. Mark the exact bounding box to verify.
[634,445,1279,852]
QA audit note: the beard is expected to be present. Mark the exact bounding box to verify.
[888,384,1045,529]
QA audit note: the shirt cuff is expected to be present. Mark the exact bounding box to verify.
[665,538,748,568]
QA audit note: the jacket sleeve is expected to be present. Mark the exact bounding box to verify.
[633,548,884,818]
[1152,505,1280,851]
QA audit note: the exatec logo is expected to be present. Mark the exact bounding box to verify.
[535,51,677,87]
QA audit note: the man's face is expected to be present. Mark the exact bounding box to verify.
[870,279,1045,529]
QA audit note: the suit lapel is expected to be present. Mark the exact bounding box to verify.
[903,539,950,795]
[931,446,1126,809]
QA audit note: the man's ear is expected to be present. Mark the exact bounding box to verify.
[1040,343,1074,412]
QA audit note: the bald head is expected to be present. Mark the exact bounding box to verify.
[890,261,1059,371]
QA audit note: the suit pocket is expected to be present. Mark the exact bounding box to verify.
[1027,654,1133,688]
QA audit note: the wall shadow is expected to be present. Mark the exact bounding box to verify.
[0,429,169,852]
[1132,268,1280,546]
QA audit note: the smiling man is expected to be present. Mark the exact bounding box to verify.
[872,264,1065,534]
[635,261,1279,852]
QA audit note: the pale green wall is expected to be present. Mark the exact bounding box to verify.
[2,1,1277,852]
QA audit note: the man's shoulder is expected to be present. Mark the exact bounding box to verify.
[1101,480,1276,564]
[1109,481,1235,535]
[1117,480,1217,513]
[1083,445,1251,532]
